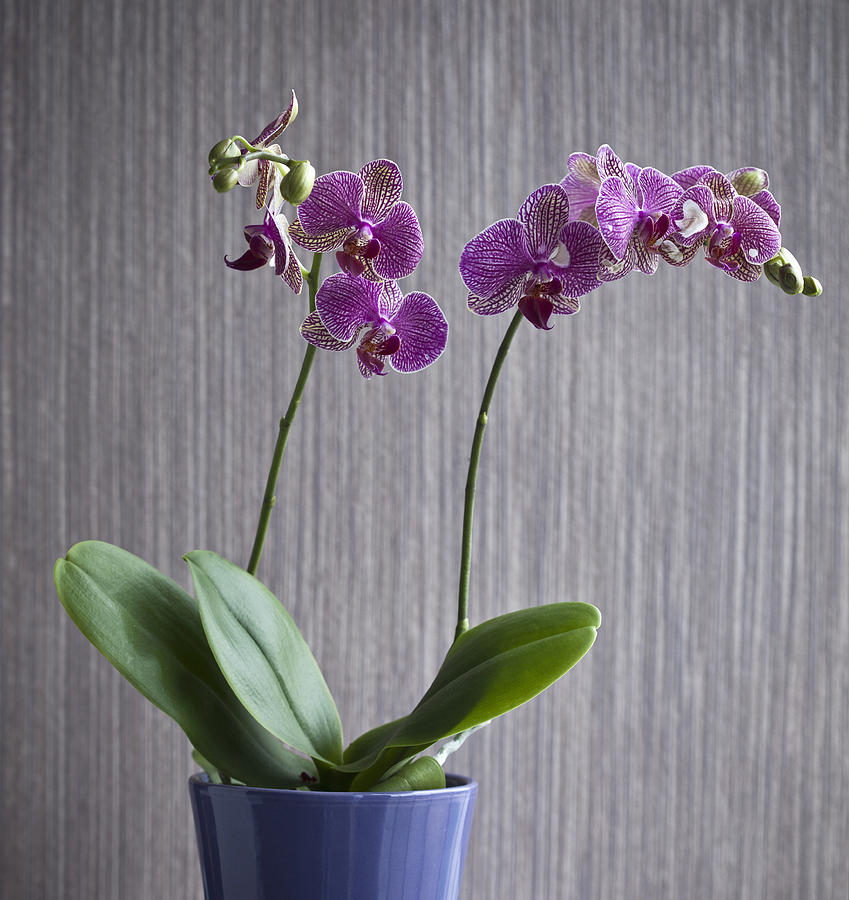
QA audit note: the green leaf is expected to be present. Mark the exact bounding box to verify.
[54,541,309,788]
[371,756,446,792]
[185,551,343,765]
[343,602,600,772]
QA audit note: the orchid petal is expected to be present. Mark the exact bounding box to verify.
[716,249,762,283]
[517,184,571,257]
[283,246,304,295]
[701,172,735,222]
[315,274,381,342]
[595,176,637,259]
[657,237,701,267]
[254,91,298,146]
[597,242,634,282]
[388,292,448,373]
[730,195,782,265]
[467,275,526,316]
[560,152,601,220]
[671,165,715,189]
[459,219,534,299]
[625,163,643,203]
[300,310,357,351]
[671,185,715,245]
[632,235,660,275]
[298,171,364,236]
[595,144,629,183]
[550,294,580,315]
[359,160,404,223]
[370,201,423,280]
[750,189,781,227]
[264,210,291,278]
[377,280,404,320]
[551,220,606,298]
[288,218,351,253]
[237,158,260,188]
[638,167,683,215]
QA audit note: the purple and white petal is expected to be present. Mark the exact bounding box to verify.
[254,91,298,146]
[297,171,364,237]
[631,235,660,275]
[726,167,769,197]
[370,201,424,279]
[595,144,630,183]
[377,279,404,321]
[315,274,380,341]
[597,241,634,282]
[388,292,448,373]
[264,210,291,278]
[359,159,404,223]
[237,158,260,188]
[459,219,534,298]
[730,195,781,265]
[671,185,715,245]
[283,246,304,295]
[595,176,637,259]
[517,184,571,257]
[300,310,358,351]
[550,294,580,315]
[672,165,715,189]
[467,275,526,316]
[750,189,781,227]
[718,250,762,283]
[560,152,601,220]
[288,218,351,252]
[255,148,282,210]
[657,237,701,267]
[638,167,683,215]
[701,172,735,222]
[625,163,643,202]
[550,220,606,297]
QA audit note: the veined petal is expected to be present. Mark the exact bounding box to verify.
[638,167,683,215]
[467,275,526,316]
[254,91,298,146]
[315,273,381,341]
[597,241,635,283]
[701,172,735,222]
[388,292,448,373]
[726,167,769,197]
[300,310,357,351]
[625,163,643,203]
[715,249,762,283]
[517,184,571,257]
[255,149,282,210]
[672,165,715,189]
[657,237,701,267]
[370,201,423,279]
[595,144,629,183]
[551,220,606,297]
[264,210,291,278]
[283,246,304,295]
[730,195,781,264]
[377,279,404,320]
[595,176,637,259]
[359,159,404,222]
[237,158,260,187]
[560,152,601,219]
[298,171,364,237]
[632,234,660,275]
[550,294,581,315]
[750,189,781,227]
[288,218,351,252]
[460,219,534,298]
[671,185,714,245]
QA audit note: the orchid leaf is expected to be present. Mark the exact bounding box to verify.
[54,541,308,788]
[185,551,344,765]
[343,602,600,774]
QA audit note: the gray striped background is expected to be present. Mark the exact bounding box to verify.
[2,0,848,897]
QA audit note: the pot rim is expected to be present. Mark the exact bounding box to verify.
[189,771,476,801]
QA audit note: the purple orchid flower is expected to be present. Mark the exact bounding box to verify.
[225,205,303,294]
[458,184,605,330]
[288,160,423,282]
[673,164,781,227]
[237,91,299,210]
[594,151,683,281]
[300,274,447,379]
[669,171,781,281]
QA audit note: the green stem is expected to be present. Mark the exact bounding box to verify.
[455,309,524,640]
[247,252,323,575]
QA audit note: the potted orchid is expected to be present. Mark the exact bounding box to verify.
[53,91,821,900]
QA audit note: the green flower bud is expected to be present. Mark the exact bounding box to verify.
[763,257,783,287]
[802,276,823,297]
[280,160,316,205]
[211,168,240,194]
[208,138,240,168]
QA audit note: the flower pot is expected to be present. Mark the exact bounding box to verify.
[189,773,477,900]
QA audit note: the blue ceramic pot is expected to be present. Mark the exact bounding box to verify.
[189,773,477,900]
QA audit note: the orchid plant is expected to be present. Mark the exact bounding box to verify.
[54,92,821,793]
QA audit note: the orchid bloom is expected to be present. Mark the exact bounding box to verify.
[669,170,782,281]
[224,205,303,294]
[300,275,447,379]
[458,184,605,330]
[237,91,299,209]
[288,160,423,281]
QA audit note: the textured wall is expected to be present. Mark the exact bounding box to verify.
[2,0,848,897]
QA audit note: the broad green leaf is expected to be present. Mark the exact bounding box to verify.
[54,541,308,788]
[185,551,343,765]
[343,602,600,773]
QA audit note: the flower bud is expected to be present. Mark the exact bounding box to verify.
[802,276,823,297]
[208,138,240,167]
[280,160,316,205]
[211,168,241,193]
